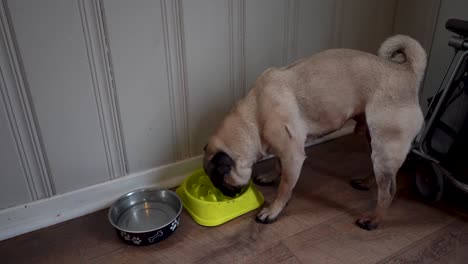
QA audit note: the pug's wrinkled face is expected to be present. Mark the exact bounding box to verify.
[203,145,252,197]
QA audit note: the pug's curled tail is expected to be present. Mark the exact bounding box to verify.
[378,35,427,82]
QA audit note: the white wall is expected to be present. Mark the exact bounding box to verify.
[393,0,441,52]
[0,0,434,211]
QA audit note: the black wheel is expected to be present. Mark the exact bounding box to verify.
[414,160,445,203]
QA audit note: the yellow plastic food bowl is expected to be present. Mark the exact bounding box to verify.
[176,169,264,226]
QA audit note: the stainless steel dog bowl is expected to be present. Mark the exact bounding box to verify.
[108,188,182,246]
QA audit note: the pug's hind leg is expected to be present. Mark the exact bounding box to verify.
[253,158,281,186]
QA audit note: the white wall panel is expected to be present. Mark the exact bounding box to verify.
[393,0,440,52]
[7,0,109,193]
[338,0,396,52]
[182,0,232,155]
[245,0,286,89]
[103,0,175,172]
[296,0,336,59]
[78,0,128,179]
[0,99,31,208]
[0,1,53,204]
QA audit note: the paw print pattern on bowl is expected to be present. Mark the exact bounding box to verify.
[120,231,131,241]
[170,218,179,231]
[131,237,142,245]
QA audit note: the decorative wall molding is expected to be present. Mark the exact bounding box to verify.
[283,0,299,64]
[0,123,353,241]
[78,0,127,178]
[0,0,53,199]
[161,0,178,162]
[229,0,245,101]
[162,0,190,160]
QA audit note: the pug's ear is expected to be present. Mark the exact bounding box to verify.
[203,144,207,151]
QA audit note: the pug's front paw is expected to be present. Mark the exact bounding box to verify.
[255,206,278,224]
[355,212,380,231]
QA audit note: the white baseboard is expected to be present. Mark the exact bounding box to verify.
[0,123,354,241]
[0,156,202,241]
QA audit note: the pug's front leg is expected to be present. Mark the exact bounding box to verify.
[256,151,305,224]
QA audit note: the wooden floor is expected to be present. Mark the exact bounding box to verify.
[2,135,468,264]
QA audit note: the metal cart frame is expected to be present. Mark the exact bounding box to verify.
[409,19,468,200]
